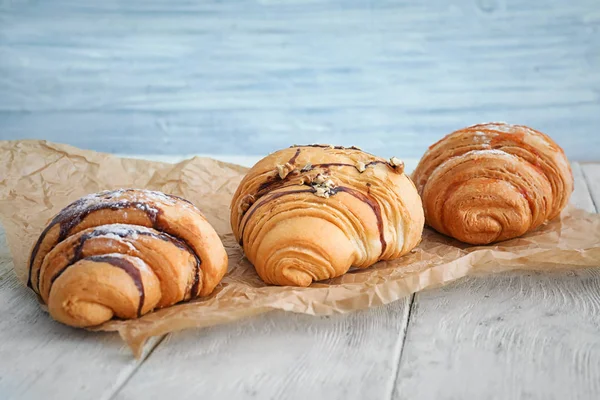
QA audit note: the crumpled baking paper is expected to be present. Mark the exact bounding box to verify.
[1,140,599,358]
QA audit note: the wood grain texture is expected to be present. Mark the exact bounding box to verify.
[1,0,599,159]
[582,163,600,211]
[0,225,164,400]
[113,301,411,400]
[393,163,600,400]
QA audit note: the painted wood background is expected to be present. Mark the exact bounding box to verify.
[1,0,599,160]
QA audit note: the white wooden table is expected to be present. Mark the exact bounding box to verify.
[1,157,599,400]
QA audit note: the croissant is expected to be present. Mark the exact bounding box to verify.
[28,189,228,327]
[412,122,574,245]
[230,145,424,287]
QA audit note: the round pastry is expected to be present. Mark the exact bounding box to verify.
[412,122,573,245]
[230,145,424,287]
[28,189,228,327]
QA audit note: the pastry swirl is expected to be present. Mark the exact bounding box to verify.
[412,123,573,244]
[230,145,424,286]
[28,189,228,327]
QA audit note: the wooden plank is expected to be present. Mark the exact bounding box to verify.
[0,225,164,400]
[582,163,600,211]
[1,0,599,159]
[112,301,412,400]
[393,163,600,400]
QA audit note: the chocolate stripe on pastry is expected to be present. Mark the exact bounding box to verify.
[29,190,204,296]
[248,160,389,217]
[290,144,365,151]
[288,148,301,164]
[51,254,146,317]
[29,199,159,289]
[239,188,315,245]
[67,225,202,299]
[239,185,386,255]
[331,187,386,255]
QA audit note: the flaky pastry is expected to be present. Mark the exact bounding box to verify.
[412,123,573,244]
[230,145,424,286]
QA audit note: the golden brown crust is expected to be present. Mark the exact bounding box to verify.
[230,145,424,286]
[412,123,574,245]
[28,189,228,327]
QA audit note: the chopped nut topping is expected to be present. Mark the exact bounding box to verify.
[328,144,335,149]
[301,162,313,172]
[389,156,403,166]
[389,156,404,172]
[356,161,366,173]
[276,162,294,179]
[350,145,362,151]
[311,174,336,198]
[239,194,256,214]
[314,173,327,184]
[314,186,330,198]
[276,164,286,179]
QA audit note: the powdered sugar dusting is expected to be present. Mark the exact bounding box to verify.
[137,190,178,205]
[57,189,197,225]
[97,252,151,273]
[464,149,513,157]
[96,233,138,252]
[485,123,516,133]
[471,131,492,144]
[92,188,186,207]
[93,224,143,239]
[466,121,511,131]
[426,148,515,187]
[133,201,159,215]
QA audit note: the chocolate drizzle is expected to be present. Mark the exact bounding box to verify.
[250,160,388,212]
[239,185,387,256]
[290,144,364,151]
[331,187,387,255]
[30,200,160,292]
[291,144,347,150]
[237,147,389,255]
[288,148,301,165]
[289,144,377,157]
[51,254,146,318]
[311,160,387,170]
[239,188,316,245]
[29,190,203,298]
[70,227,199,300]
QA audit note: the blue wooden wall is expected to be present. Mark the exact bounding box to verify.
[1,0,599,160]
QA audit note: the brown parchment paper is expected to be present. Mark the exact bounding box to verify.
[1,140,600,357]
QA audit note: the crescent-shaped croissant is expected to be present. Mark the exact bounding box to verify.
[412,122,574,245]
[28,189,228,327]
[230,145,424,287]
